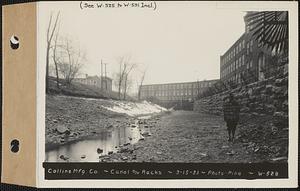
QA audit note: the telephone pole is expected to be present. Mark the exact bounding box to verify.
[101,59,103,91]
[104,63,108,91]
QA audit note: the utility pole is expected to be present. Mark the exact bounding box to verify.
[101,59,103,91]
[104,63,108,91]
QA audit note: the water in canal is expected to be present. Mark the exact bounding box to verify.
[45,121,151,162]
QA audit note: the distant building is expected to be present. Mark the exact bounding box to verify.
[220,12,275,86]
[73,74,112,92]
[140,79,219,109]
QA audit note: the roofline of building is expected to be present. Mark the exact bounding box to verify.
[74,75,112,81]
[220,32,246,57]
[142,79,220,87]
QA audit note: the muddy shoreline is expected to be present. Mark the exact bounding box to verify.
[45,95,165,154]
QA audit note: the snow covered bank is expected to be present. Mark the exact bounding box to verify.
[103,100,167,117]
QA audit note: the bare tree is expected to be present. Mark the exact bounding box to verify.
[115,56,129,99]
[117,56,126,99]
[123,63,136,100]
[114,55,138,100]
[58,37,86,85]
[138,69,147,100]
[52,24,61,89]
[123,76,134,100]
[46,11,60,93]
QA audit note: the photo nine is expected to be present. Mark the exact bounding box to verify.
[43,3,289,165]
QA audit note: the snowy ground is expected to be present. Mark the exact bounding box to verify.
[102,100,167,117]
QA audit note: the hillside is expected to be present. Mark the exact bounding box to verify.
[45,94,167,151]
[48,77,132,100]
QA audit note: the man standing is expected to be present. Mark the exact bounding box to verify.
[223,93,240,142]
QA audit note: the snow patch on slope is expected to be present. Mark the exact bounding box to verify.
[103,100,167,116]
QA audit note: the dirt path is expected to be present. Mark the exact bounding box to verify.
[108,110,265,163]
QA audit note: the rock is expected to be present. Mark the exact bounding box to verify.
[271,156,288,162]
[121,156,128,161]
[241,107,250,113]
[221,145,229,149]
[226,150,236,155]
[120,147,129,153]
[123,143,130,146]
[97,148,103,154]
[56,125,70,134]
[128,137,133,141]
[132,155,137,160]
[273,111,288,127]
[271,125,278,134]
[265,104,276,114]
[282,100,288,111]
[265,85,274,94]
[275,79,284,86]
[131,124,137,128]
[106,124,113,129]
[139,137,145,141]
[81,155,86,159]
[273,86,284,94]
[156,151,162,155]
[53,119,58,123]
[199,153,208,157]
[59,155,69,160]
[108,151,113,155]
[141,132,151,137]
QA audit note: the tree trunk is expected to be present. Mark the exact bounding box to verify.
[54,61,59,89]
[118,80,122,99]
[123,75,127,100]
[46,43,50,93]
[138,86,141,101]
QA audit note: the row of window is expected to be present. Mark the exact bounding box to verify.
[246,19,255,33]
[227,73,242,84]
[221,55,246,78]
[221,38,256,68]
[246,40,254,54]
[221,59,254,80]
[142,82,214,91]
[141,89,204,97]
[158,96,193,101]
[75,79,100,85]
[224,67,256,85]
[221,39,246,66]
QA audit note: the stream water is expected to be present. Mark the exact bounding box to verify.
[45,119,151,162]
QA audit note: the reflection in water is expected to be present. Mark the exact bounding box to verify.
[45,124,150,162]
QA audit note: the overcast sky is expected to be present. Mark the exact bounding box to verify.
[38,1,246,92]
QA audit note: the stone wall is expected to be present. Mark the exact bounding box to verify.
[193,75,288,128]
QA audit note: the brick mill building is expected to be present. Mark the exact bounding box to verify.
[73,74,113,92]
[140,79,219,109]
[220,12,277,86]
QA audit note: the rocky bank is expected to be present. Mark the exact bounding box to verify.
[46,95,166,151]
[194,74,289,161]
